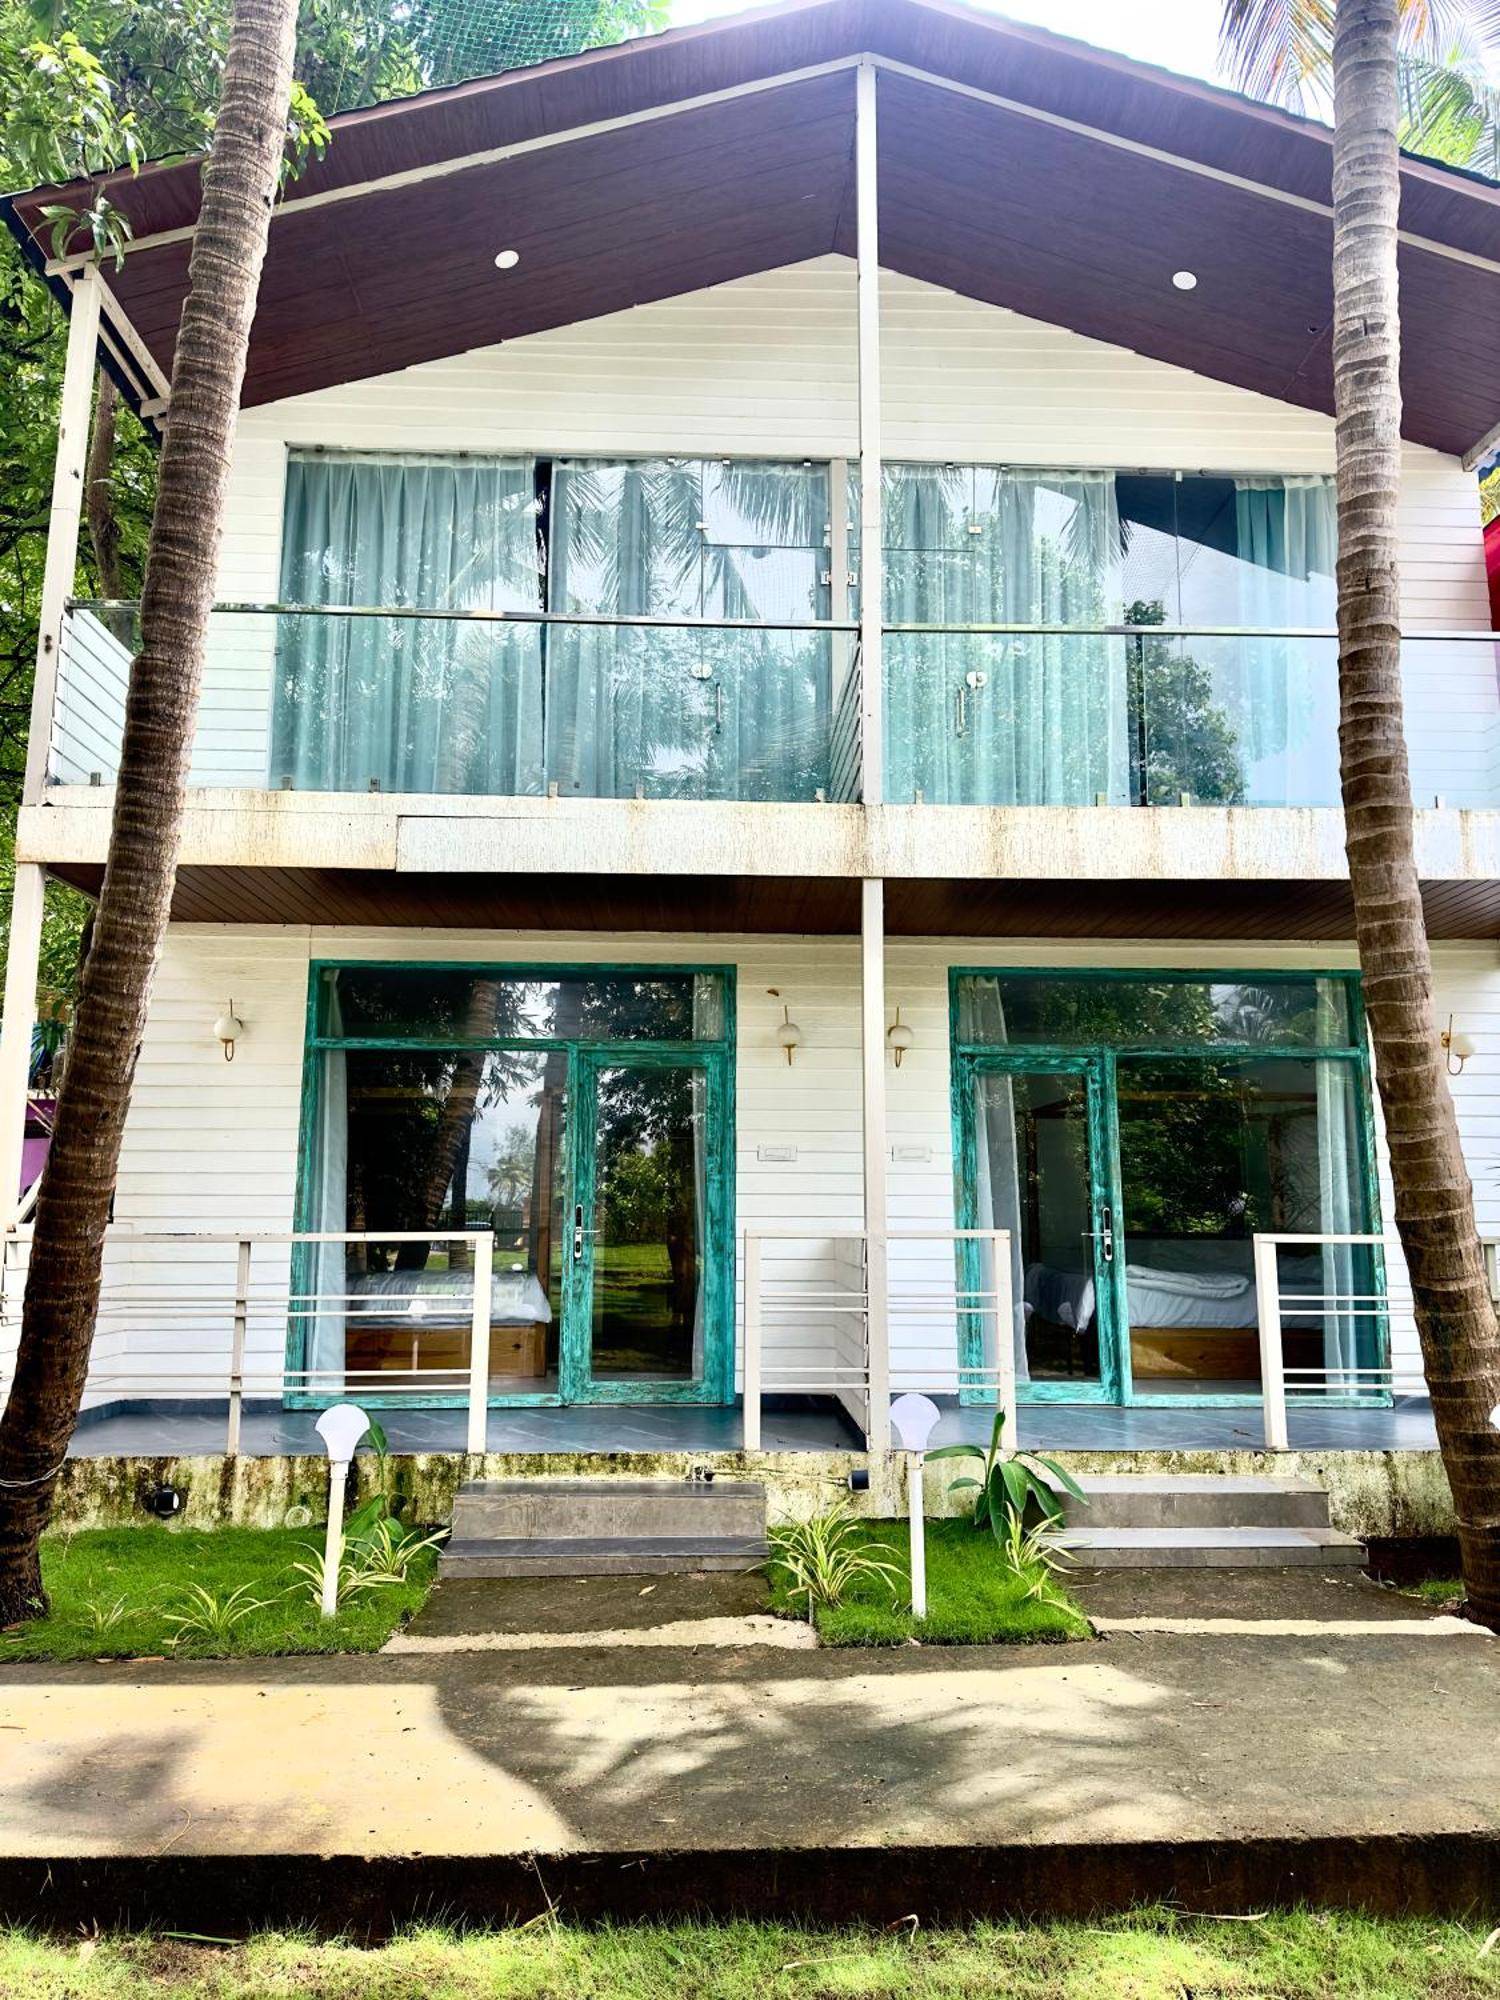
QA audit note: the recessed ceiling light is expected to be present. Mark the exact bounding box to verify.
[494,249,521,270]
[1172,269,1198,291]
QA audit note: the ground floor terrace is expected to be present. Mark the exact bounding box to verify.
[2,915,1495,1465]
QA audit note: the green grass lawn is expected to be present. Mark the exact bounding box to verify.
[767,1517,1092,1646]
[0,1526,437,1662]
[4,1912,1500,1998]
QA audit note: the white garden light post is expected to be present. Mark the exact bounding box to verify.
[889,1392,942,1620]
[314,1403,371,1618]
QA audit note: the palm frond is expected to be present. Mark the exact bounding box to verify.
[1398,50,1500,173]
[1218,0,1335,111]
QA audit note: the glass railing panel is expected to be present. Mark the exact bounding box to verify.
[1131,631,1341,807]
[885,625,1350,807]
[53,605,847,804]
[1401,635,1500,809]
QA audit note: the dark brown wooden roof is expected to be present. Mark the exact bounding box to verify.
[10,0,1500,453]
[48,862,1500,940]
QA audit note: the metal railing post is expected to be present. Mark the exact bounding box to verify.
[743,1232,762,1452]
[466,1230,494,1457]
[993,1228,1018,1440]
[1254,1233,1289,1450]
[226,1237,251,1455]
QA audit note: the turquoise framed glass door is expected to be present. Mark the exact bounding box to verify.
[563,1049,728,1405]
[957,1051,1123,1404]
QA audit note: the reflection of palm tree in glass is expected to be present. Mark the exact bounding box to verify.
[550,458,832,801]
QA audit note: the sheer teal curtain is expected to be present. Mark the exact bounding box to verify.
[272,451,544,794]
[545,458,831,801]
[1230,475,1339,804]
[883,466,1127,805]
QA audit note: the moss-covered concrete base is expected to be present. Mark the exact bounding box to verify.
[46,1445,1456,1540]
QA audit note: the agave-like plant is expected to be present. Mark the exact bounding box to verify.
[768,1505,907,1619]
[161,1582,273,1649]
[928,1409,1085,1542]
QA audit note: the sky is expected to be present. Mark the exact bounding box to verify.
[666,0,1227,87]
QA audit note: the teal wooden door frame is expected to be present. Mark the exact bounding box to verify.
[287,958,737,1412]
[562,1046,732,1407]
[953,1049,1125,1407]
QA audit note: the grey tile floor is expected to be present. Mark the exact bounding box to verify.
[67,1395,1439,1458]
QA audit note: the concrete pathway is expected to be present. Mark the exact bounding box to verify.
[0,1570,1496,1925]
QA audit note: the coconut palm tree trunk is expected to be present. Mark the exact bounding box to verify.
[0,0,302,1622]
[1332,0,1500,1626]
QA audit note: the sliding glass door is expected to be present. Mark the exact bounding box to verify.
[295,965,734,1407]
[952,970,1384,1408]
[962,1054,1122,1403]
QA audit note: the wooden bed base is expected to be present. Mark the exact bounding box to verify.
[1130,1326,1324,1380]
[345,1321,549,1380]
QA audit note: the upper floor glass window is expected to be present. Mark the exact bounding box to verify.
[881,466,1338,808]
[270,451,837,803]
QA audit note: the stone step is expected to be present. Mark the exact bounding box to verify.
[1053,1475,1333,1531]
[440,1534,769,1579]
[1059,1525,1366,1569]
[450,1477,766,1544]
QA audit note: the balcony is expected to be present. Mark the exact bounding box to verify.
[52,602,1500,813]
[53,602,860,805]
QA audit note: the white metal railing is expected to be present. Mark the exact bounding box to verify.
[1253,1230,1420,1449]
[741,1225,1012,1450]
[0,1227,496,1454]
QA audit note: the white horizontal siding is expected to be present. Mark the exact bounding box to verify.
[87,923,1500,1407]
[178,257,1489,789]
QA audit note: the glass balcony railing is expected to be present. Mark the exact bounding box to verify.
[883,623,1500,810]
[50,605,1500,811]
[51,602,862,805]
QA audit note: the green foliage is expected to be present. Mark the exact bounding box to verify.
[766,1515,1091,1647]
[767,1504,906,1615]
[0,1525,436,1659]
[7,1910,1500,1999]
[161,1579,274,1645]
[927,1408,1086,1545]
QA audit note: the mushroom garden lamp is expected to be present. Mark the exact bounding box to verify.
[314,1403,371,1617]
[889,1392,943,1620]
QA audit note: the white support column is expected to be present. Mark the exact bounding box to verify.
[0,863,45,1222]
[855,58,884,808]
[24,265,103,806]
[861,876,890,1451]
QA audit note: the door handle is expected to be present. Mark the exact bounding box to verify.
[572,1204,586,1264]
[1100,1204,1114,1265]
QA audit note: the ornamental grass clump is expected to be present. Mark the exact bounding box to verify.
[768,1505,906,1619]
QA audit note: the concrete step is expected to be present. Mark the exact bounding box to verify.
[450,1477,766,1544]
[1054,1475,1333,1531]
[440,1534,769,1579]
[1060,1525,1366,1569]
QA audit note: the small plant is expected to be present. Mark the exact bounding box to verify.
[345,1517,447,1586]
[996,1511,1076,1609]
[769,1506,906,1618]
[928,1408,1086,1544]
[161,1582,272,1648]
[78,1595,130,1641]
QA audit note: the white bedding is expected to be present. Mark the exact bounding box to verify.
[1024,1256,1322,1335]
[350,1267,553,1329]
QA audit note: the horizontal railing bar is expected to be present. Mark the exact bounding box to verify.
[66,603,1500,644]
[881,623,1500,643]
[68,599,858,635]
[6,1227,493,1245]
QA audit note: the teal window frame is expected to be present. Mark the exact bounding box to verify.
[947,966,1387,1410]
[290,960,738,1410]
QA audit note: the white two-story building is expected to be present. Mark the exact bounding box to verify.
[4,0,1500,1471]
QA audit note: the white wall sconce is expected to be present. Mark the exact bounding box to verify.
[887,1007,914,1068]
[775,1003,804,1067]
[213,999,245,1063]
[1441,1015,1475,1076]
